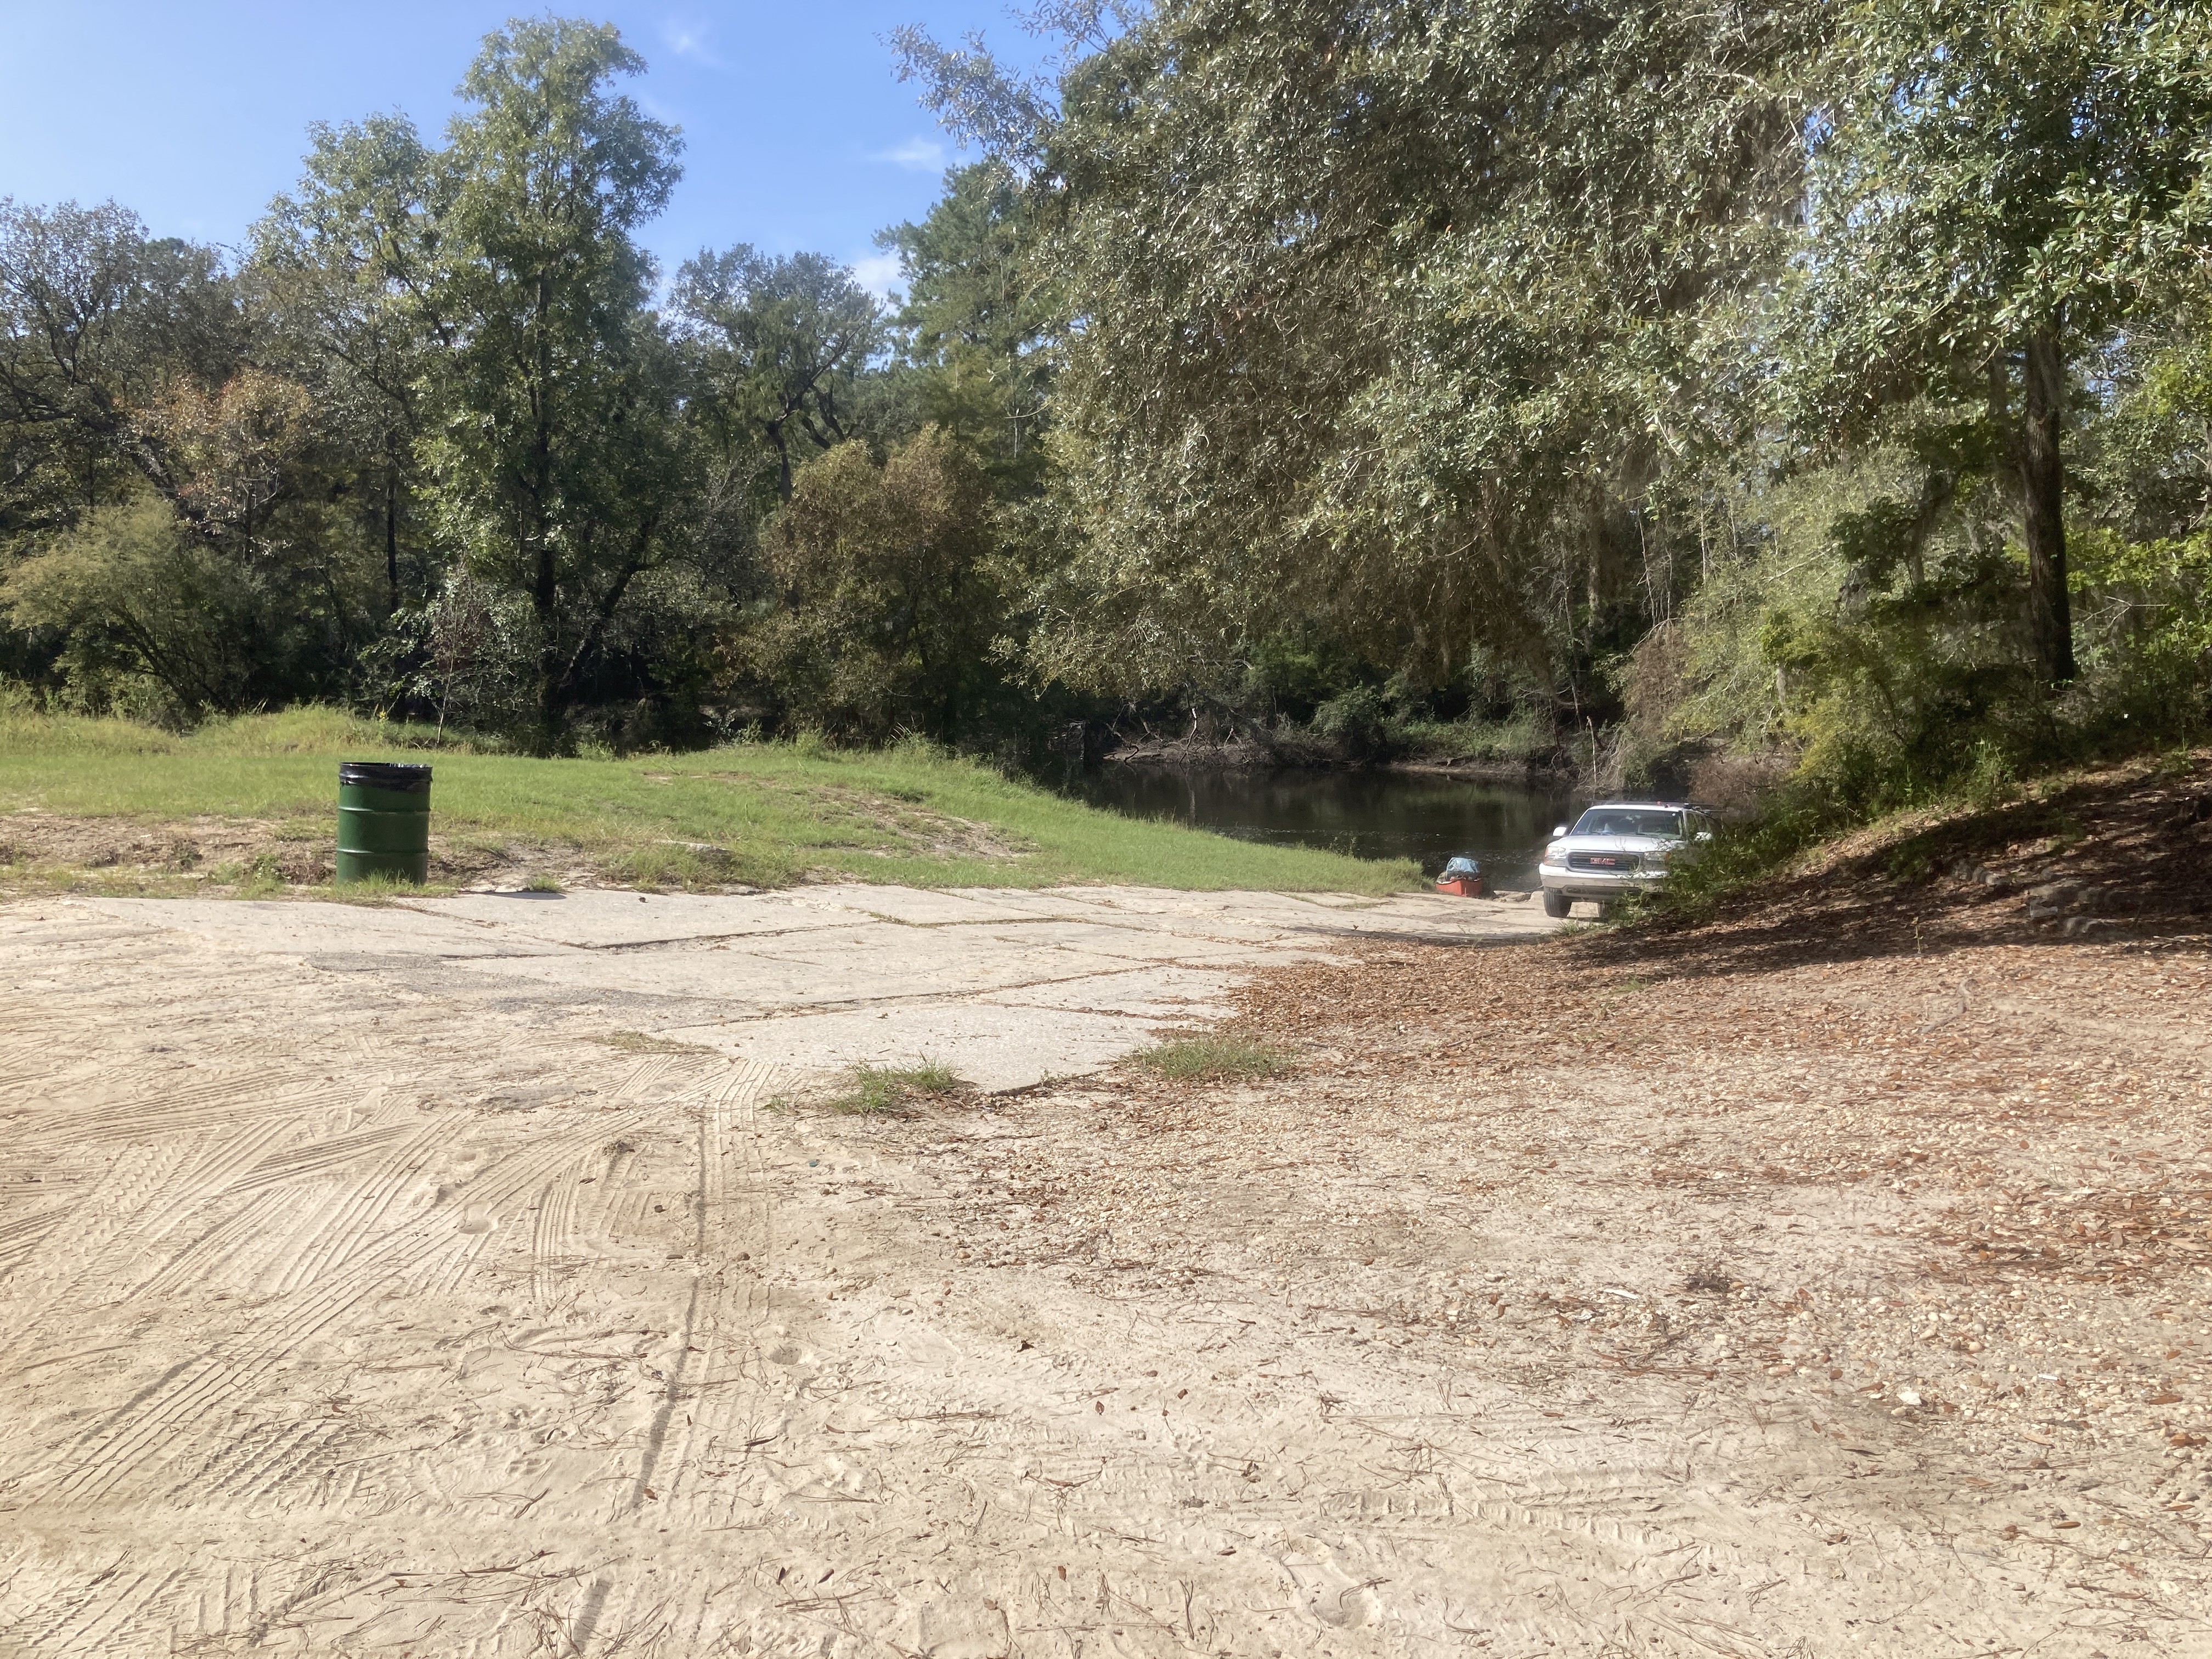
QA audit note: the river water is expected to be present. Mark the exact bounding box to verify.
[1057,764,1583,890]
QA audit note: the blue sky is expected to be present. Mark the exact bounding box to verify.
[0,3,1048,296]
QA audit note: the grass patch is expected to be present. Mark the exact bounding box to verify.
[1133,1034,1288,1083]
[0,705,1414,896]
[322,862,462,904]
[614,839,743,890]
[831,1060,968,1115]
[1396,709,1553,766]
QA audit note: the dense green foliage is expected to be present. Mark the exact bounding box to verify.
[7,4,2212,821]
[1,19,1040,757]
[724,428,1008,744]
[896,0,2212,806]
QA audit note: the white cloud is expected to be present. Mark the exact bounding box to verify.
[873,136,949,173]
[850,254,904,302]
[659,19,720,66]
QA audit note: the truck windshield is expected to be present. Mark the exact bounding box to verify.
[1573,808,1684,839]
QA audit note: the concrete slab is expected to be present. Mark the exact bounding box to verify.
[77,883,1559,1089]
[778,884,1088,926]
[977,964,1240,1020]
[7,871,2177,1658]
[929,919,1293,962]
[411,887,856,946]
[448,928,1144,1010]
[657,1001,1181,1091]
[76,896,568,960]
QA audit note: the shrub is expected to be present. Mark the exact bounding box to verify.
[723,430,1008,746]
[1311,685,1394,761]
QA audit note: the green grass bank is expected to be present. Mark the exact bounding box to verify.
[0,705,1415,897]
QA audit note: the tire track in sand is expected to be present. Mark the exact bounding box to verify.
[624,1060,776,1523]
[30,1111,640,1508]
[0,1142,197,1344]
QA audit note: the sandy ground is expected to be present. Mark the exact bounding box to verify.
[3,788,2210,1657]
[2,883,1555,1657]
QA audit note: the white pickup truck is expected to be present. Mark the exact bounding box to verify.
[1538,802,1714,918]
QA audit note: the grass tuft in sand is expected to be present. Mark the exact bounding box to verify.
[832,1060,968,1115]
[1134,1035,1286,1083]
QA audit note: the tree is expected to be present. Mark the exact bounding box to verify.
[726,428,1005,742]
[428,18,695,750]
[1791,0,2212,685]
[272,19,698,749]
[879,160,1057,492]
[673,247,884,506]
[1,202,388,713]
[0,200,250,539]
[900,2,1824,706]
[254,114,441,616]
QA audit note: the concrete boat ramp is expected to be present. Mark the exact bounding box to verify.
[71,882,1560,1090]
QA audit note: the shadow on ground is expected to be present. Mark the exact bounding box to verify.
[1581,753,2212,980]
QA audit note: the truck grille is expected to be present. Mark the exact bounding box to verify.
[1568,851,1638,873]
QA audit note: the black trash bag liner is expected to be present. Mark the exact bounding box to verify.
[338,761,432,793]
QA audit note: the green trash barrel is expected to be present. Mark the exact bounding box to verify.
[336,761,432,885]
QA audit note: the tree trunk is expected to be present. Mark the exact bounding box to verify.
[2018,326,2076,684]
[768,419,793,504]
[530,272,563,754]
[383,450,400,615]
[531,529,561,752]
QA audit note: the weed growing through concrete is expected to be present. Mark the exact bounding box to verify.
[1136,1036,1286,1083]
[833,1061,966,1115]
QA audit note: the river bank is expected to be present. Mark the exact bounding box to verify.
[1098,726,1579,780]
[1057,759,1582,887]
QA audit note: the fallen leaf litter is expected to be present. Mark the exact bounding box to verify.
[839,752,2212,1613]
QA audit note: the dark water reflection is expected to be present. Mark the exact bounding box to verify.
[1057,764,1583,889]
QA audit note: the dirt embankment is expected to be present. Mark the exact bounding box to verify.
[0,814,737,896]
[0,811,528,894]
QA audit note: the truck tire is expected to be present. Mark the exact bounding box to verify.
[1542,889,1570,918]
